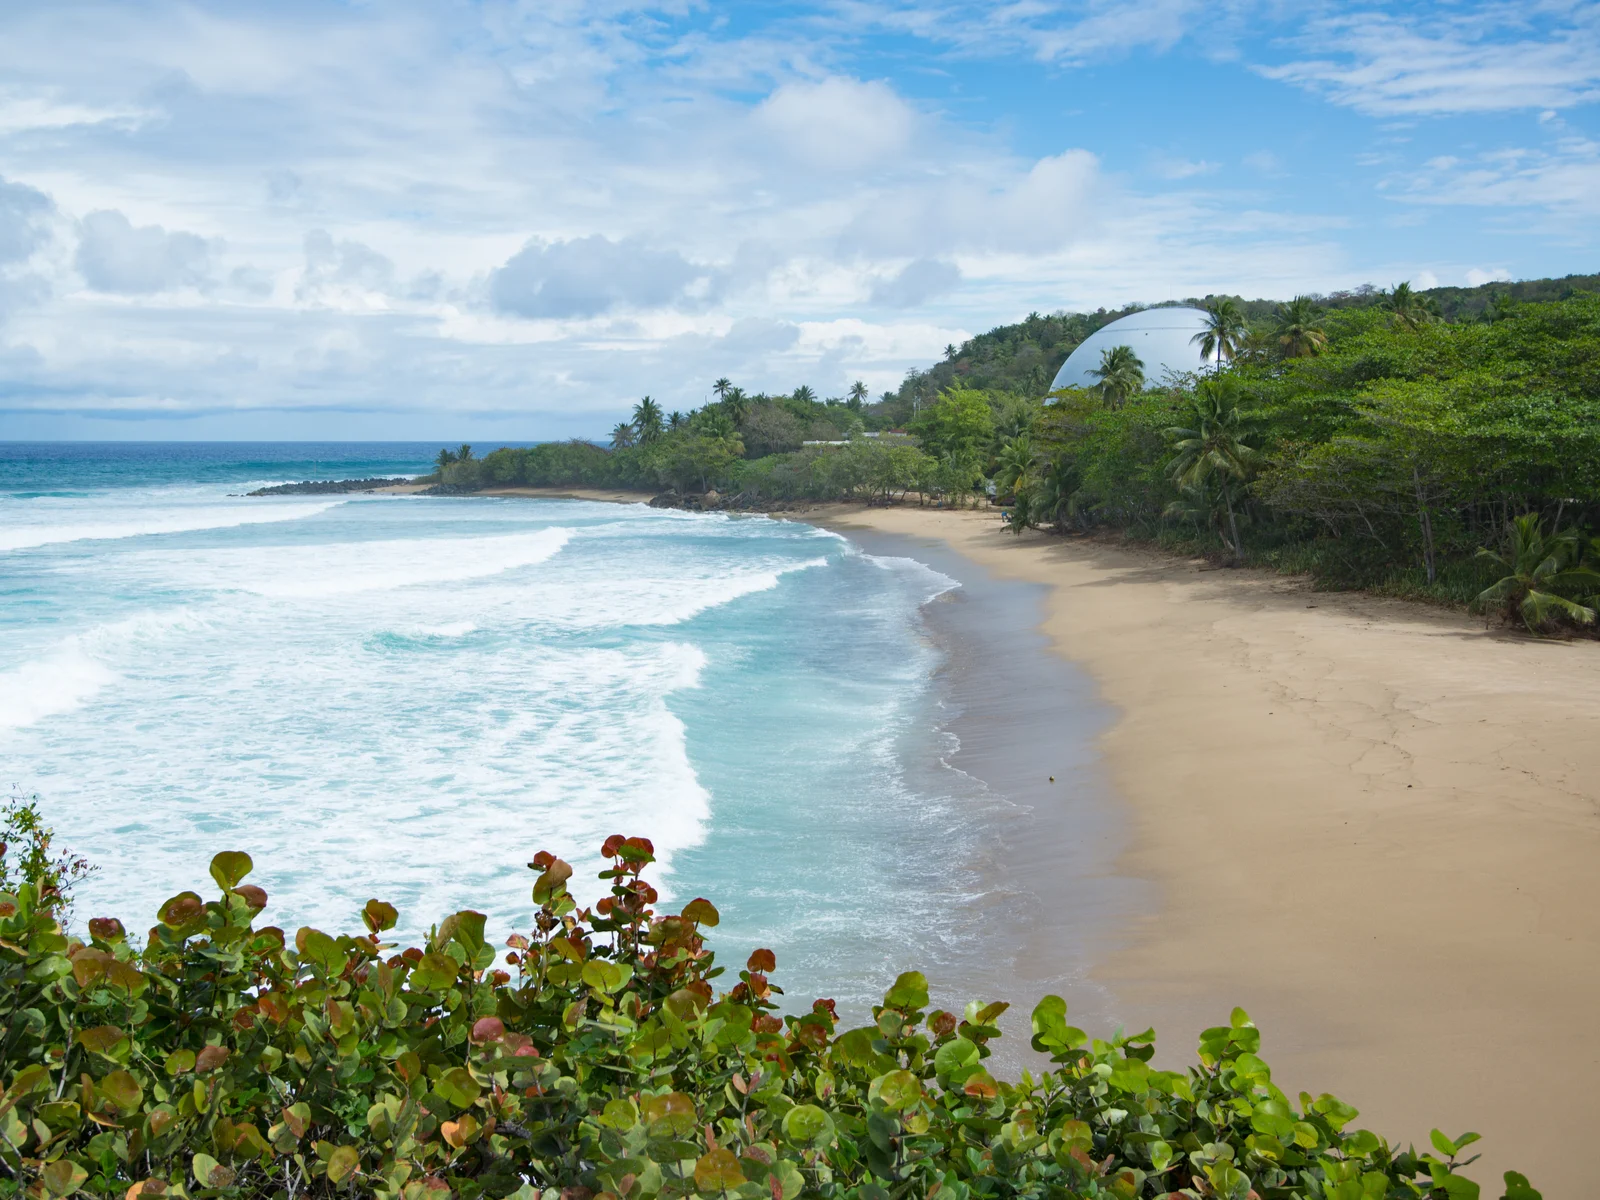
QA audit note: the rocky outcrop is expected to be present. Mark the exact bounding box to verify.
[647,489,808,513]
[247,478,412,496]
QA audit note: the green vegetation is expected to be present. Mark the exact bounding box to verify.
[0,813,1535,1200]
[429,273,1600,632]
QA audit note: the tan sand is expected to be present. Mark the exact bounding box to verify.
[806,503,1599,1198]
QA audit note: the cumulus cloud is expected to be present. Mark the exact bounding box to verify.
[490,236,710,319]
[870,258,961,308]
[75,210,212,294]
[753,77,917,171]
[0,176,53,264]
[297,229,398,305]
[841,150,1103,257]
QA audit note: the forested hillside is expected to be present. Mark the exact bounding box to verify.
[431,273,1600,630]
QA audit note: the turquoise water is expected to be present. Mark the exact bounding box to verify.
[2,442,1094,1013]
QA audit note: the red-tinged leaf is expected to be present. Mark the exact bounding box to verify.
[601,834,627,858]
[158,891,205,927]
[236,884,268,909]
[471,1017,505,1043]
[195,1044,230,1073]
[88,917,126,943]
[747,948,776,973]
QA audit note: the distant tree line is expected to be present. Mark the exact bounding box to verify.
[432,273,1600,630]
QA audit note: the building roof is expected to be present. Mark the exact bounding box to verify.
[1049,306,1217,392]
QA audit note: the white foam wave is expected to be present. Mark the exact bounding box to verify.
[151,528,573,597]
[0,646,115,733]
[860,553,960,604]
[0,501,344,553]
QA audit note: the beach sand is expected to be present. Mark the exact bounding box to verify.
[806,503,1600,1199]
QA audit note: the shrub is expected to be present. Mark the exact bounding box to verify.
[0,838,1533,1199]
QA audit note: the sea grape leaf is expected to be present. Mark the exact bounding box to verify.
[209,850,254,890]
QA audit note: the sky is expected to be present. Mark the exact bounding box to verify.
[0,0,1596,441]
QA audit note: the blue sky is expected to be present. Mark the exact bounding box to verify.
[0,0,1596,440]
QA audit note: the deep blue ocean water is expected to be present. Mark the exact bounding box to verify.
[1,441,1124,1015]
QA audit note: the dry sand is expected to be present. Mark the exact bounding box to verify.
[808,503,1600,1199]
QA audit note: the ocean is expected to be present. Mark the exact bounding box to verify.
[0,442,1125,1021]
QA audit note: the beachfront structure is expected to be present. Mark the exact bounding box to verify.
[1048,306,1216,391]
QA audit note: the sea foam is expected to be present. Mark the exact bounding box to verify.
[0,501,343,552]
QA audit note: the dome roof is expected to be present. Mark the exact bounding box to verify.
[1049,306,1216,392]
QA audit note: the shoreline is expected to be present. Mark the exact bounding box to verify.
[832,526,1146,1056]
[804,504,1599,1198]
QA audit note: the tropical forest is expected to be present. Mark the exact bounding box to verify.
[430,273,1600,633]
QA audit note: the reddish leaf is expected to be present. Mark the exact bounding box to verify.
[747,948,776,973]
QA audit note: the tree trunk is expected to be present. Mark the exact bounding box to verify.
[1413,466,1436,584]
[1224,488,1241,559]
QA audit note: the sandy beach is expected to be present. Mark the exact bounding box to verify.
[807,504,1600,1198]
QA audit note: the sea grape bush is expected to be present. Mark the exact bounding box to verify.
[0,838,1536,1200]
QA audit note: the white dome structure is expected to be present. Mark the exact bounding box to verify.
[1049,306,1216,392]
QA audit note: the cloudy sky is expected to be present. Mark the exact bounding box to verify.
[1,1,1596,440]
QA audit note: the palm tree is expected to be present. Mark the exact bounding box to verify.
[993,433,1037,502]
[1165,377,1258,557]
[434,447,458,473]
[632,396,665,444]
[1475,515,1600,633]
[846,380,869,411]
[712,378,732,401]
[792,385,817,404]
[1382,282,1436,331]
[456,444,474,462]
[944,344,958,361]
[610,422,636,450]
[1089,344,1145,407]
[1272,296,1328,358]
[1028,453,1080,532]
[667,410,686,431]
[1191,298,1248,371]
[721,386,749,427]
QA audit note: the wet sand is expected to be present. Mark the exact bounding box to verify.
[808,504,1600,1200]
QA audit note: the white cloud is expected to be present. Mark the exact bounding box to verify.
[1393,137,1600,219]
[1466,266,1511,287]
[1259,7,1600,115]
[0,176,53,264]
[75,210,213,294]
[753,77,917,171]
[490,236,710,319]
[869,258,962,308]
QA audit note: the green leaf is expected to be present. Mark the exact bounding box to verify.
[694,1148,745,1193]
[641,1091,696,1137]
[1431,1129,1459,1157]
[933,1036,980,1080]
[782,1104,836,1148]
[41,1159,88,1197]
[100,1069,143,1113]
[882,971,928,1013]
[1502,1171,1542,1200]
[326,1145,360,1185]
[435,1067,481,1109]
[599,1098,637,1130]
[872,1069,923,1111]
[1437,1174,1481,1200]
[681,897,719,926]
[209,850,254,890]
[409,951,460,991]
